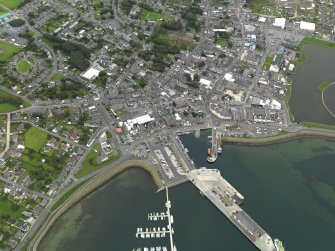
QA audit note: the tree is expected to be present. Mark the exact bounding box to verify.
[9,19,25,27]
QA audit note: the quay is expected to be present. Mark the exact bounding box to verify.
[187,168,276,251]
[207,128,220,163]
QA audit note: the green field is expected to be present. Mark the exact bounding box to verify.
[138,9,170,21]
[263,55,274,70]
[0,197,23,219]
[0,0,25,9]
[18,60,32,73]
[0,40,21,61]
[0,89,31,113]
[76,144,121,178]
[24,127,48,152]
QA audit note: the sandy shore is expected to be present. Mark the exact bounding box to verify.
[31,159,163,251]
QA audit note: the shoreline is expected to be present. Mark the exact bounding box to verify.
[31,159,163,251]
[221,129,335,146]
[30,130,335,250]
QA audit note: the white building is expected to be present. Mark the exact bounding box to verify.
[81,67,101,80]
[258,17,266,23]
[300,21,315,32]
[273,18,286,29]
[124,114,155,130]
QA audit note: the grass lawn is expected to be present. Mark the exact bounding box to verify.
[51,72,65,81]
[0,197,22,219]
[285,85,295,122]
[17,60,32,73]
[301,121,335,130]
[44,15,68,33]
[17,171,29,184]
[215,38,228,48]
[316,80,332,92]
[50,180,88,212]
[39,35,55,48]
[24,127,48,152]
[245,0,269,13]
[0,0,25,9]
[76,145,121,178]
[263,55,273,70]
[0,40,21,61]
[0,89,31,113]
[300,37,335,49]
[139,9,170,21]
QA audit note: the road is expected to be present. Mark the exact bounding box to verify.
[0,176,49,200]
[0,114,10,159]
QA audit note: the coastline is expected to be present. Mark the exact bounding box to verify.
[31,159,163,251]
[29,129,335,250]
[221,129,335,146]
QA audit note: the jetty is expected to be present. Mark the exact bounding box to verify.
[134,188,177,251]
[187,168,276,251]
[207,128,221,163]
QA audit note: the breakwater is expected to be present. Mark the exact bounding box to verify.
[221,129,335,146]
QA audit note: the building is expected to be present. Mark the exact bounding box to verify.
[81,67,101,80]
[124,114,155,131]
[273,18,286,29]
[258,17,266,23]
[299,21,315,32]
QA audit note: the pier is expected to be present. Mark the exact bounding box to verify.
[207,128,220,163]
[187,168,276,251]
[134,188,177,251]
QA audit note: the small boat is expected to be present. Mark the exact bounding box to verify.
[274,238,285,251]
[207,155,217,163]
[208,148,212,155]
[217,147,222,154]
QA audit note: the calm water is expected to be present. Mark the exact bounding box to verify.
[40,131,335,251]
[289,44,335,124]
[323,84,335,116]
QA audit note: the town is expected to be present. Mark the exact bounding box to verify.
[0,0,335,250]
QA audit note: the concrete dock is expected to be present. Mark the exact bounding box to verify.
[187,168,276,251]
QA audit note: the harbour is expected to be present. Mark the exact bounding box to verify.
[38,133,335,251]
[187,168,276,251]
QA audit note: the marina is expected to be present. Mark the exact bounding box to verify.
[38,137,335,251]
[134,188,177,251]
